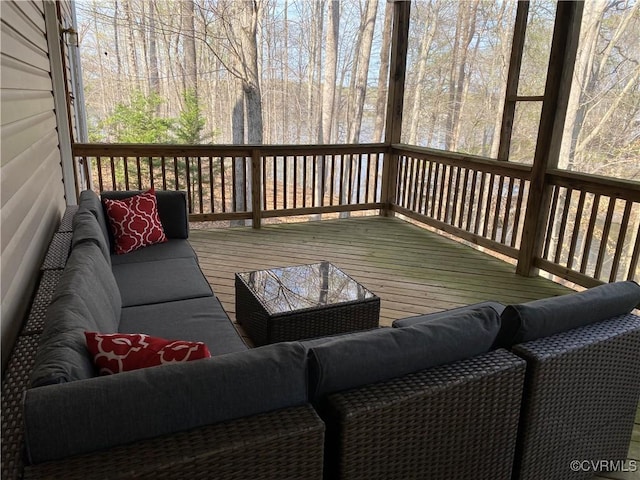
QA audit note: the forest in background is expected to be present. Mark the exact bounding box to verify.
[76,0,640,181]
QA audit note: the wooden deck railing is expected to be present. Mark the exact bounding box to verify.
[72,142,638,286]
[391,145,532,259]
[258,145,384,220]
[73,143,385,225]
[537,170,640,286]
[391,145,639,285]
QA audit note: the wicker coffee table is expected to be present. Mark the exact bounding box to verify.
[235,261,380,346]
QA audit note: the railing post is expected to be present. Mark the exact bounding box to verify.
[381,0,410,216]
[381,147,399,216]
[516,1,583,276]
[251,149,262,229]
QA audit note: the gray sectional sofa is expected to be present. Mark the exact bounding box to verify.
[17,189,640,480]
[23,191,321,477]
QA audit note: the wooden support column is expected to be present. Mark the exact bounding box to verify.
[516,1,584,276]
[497,1,529,162]
[380,0,410,216]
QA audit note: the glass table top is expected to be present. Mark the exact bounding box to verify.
[237,261,376,315]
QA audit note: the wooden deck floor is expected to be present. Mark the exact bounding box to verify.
[190,215,638,478]
[190,216,573,325]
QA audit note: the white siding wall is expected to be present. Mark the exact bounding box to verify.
[1,0,67,371]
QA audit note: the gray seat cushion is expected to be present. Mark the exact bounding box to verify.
[30,242,121,387]
[112,257,213,307]
[497,281,640,346]
[392,301,506,328]
[307,305,502,400]
[119,296,247,355]
[101,190,189,239]
[71,207,111,264]
[24,342,308,464]
[110,239,196,265]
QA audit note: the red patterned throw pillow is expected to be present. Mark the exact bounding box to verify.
[102,189,168,254]
[85,332,211,375]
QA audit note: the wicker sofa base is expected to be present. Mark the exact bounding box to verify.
[2,205,327,480]
[23,404,325,480]
[512,313,640,480]
[1,335,40,480]
[323,349,526,480]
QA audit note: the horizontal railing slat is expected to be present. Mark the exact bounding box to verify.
[392,144,533,179]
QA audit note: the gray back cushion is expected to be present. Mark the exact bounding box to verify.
[71,207,111,264]
[497,280,640,346]
[30,242,121,387]
[24,342,308,464]
[78,190,110,246]
[307,305,501,400]
[101,190,189,239]
[392,301,506,328]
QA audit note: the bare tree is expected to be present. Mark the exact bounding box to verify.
[148,0,160,97]
[372,0,393,143]
[320,0,339,144]
[122,0,140,90]
[561,0,640,176]
[407,1,438,145]
[182,0,198,96]
[444,0,480,151]
[347,0,378,144]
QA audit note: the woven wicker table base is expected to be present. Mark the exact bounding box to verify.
[235,263,380,346]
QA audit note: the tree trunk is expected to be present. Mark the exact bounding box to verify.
[345,4,365,141]
[225,0,263,223]
[372,0,392,143]
[93,0,109,119]
[282,0,289,143]
[182,0,198,95]
[122,0,139,90]
[148,0,160,98]
[452,5,483,150]
[241,2,263,145]
[113,0,122,77]
[342,0,378,216]
[317,0,339,211]
[407,2,438,145]
[347,0,378,144]
[139,1,148,91]
[308,1,324,143]
[320,0,339,144]
[444,0,479,151]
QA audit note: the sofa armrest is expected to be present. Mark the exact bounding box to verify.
[101,190,189,239]
[511,313,640,480]
[322,349,525,480]
[24,342,308,464]
[23,404,324,480]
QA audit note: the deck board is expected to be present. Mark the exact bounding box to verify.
[190,216,573,327]
[190,215,638,479]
